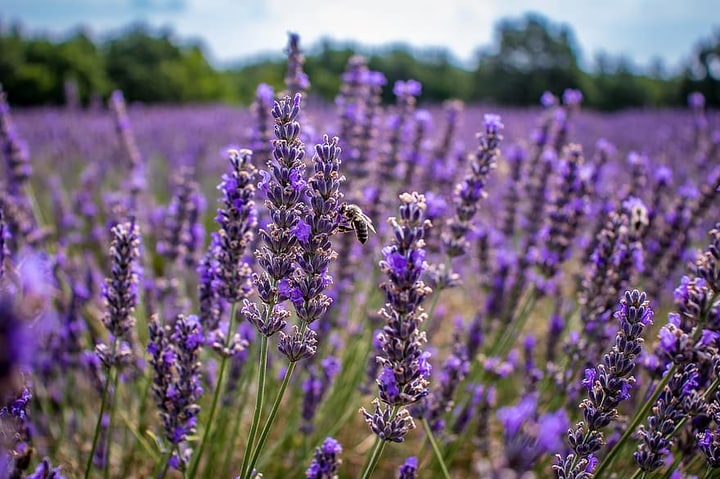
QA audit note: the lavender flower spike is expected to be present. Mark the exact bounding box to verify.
[0,85,32,196]
[398,457,418,479]
[148,314,204,472]
[554,289,653,478]
[360,192,432,445]
[214,148,257,304]
[306,437,343,479]
[443,113,503,258]
[95,219,141,368]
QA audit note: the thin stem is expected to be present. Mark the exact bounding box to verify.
[240,335,269,478]
[121,370,153,476]
[85,367,111,479]
[85,336,118,479]
[245,360,298,477]
[421,417,451,479]
[103,367,121,479]
[158,451,173,479]
[221,352,257,478]
[702,464,714,479]
[490,286,537,359]
[629,469,643,479]
[187,302,238,478]
[359,437,389,479]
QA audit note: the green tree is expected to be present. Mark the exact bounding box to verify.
[472,13,582,104]
[679,28,720,106]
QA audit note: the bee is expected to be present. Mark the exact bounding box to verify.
[626,199,649,237]
[338,203,376,244]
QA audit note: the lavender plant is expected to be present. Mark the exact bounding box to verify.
[2,37,720,479]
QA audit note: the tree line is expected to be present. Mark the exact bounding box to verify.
[1,13,718,110]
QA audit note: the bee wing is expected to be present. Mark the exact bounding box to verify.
[361,213,376,233]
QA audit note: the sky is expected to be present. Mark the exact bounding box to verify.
[2,0,718,71]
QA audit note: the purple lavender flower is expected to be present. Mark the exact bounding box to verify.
[0,206,6,280]
[158,167,206,269]
[0,386,33,476]
[370,79,422,229]
[0,185,43,250]
[25,457,67,479]
[634,364,701,471]
[148,314,204,471]
[497,393,567,472]
[243,94,306,338]
[301,355,341,432]
[421,319,469,433]
[698,428,720,468]
[360,398,416,443]
[0,85,32,197]
[108,90,142,169]
[284,33,310,96]
[248,83,275,166]
[95,220,141,368]
[554,290,652,478]
[197,242,223,335]
[361,192,432,442]
[397,456,418,479]
[696,223,720,294]
[536,143,589,285]
[284,135,344,327]
[306,437,342,479]
[442,114,503,258]
[0,296,28,396]
[578,199,647,361]
[277,325,317,362]
[213,148,257,304]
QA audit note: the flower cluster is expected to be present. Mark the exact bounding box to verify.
[95,219,141,368]
[305,437,342,479]
[284,32,310,97]
[443,114,503,258]
[283,135,344,327]
[536,143,590,285]
[0,85,31,197]
[361,192,432,442]
[158,166,206,269]
[633,364,701,471]
[242,94,306,339]
[213,148,257,305]
[397,457,418,479]
[554,289,653,478]
[148,314,204,471]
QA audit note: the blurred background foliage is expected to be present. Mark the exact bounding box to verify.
[1,12,719,109]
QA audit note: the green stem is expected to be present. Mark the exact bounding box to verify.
[359,437,389,479]
[244,359,298,477]
[240,335,269,478]
[187,302,238,478]
[221,355,257,478]
[421,417,451,479]
[490,286,537,359]
[103,367,121,479]
[85,337,117,479]
[85,369,111,479]
[628,469,643,479]
[158,451,173,479]
[702,464,715,479]
[121,370,153,477]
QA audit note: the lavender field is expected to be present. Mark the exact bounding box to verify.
[2,42,720,479]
